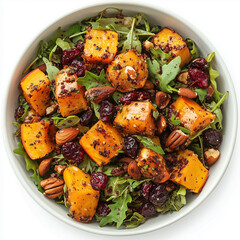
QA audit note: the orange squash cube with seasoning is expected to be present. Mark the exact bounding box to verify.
[170,149,209,193]
[20,68,51,116]
[80,120,123,166]
[55,67,88,117]
[152,28,192,68]
[83,29,118,64]
[137,148,170,183]
[21,120,55,160]
[114,101,156,137]
[170,96,216,136]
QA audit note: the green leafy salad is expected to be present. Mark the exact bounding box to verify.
[13,7,227,229]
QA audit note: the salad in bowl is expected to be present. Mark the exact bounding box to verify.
[13,7,228,229]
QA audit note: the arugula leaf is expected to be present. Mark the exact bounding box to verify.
[206,52,222,102]
[56,38,72,50]
[170,114,181,125]
[156,186,186,213]
[135,13,150,32]
[52,115,80,129]
[195,88,208,101]
[146,58,160,85]
[112,91,124,104]
[78,155,98,174]
[208,101,224,131]
[13,142,43,192]
[186,39,199,59]
[150,47,170,64]
[99,191,132,228]
[134,135,165,155]
[91,102,101,119]
[157,56,181,93]
[64,23,81,38]
[78,69,111,89]
[42,57,59,82]
[124,212,146,229]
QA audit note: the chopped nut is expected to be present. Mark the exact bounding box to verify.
[54,165,67,175]
[143,40,154,51]
[156,114,167,135]
[128,160,141,180]
[177,72,190,84]
[155,91,171,109]
[125,66,137,79]
[178,88,197,98]
[165,130,188,149]
[46,102,58,115]
[39,158,53,177]
[40,177,64,199]
[204,148,220,166]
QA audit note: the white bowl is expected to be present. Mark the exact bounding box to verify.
[3,1,238,236]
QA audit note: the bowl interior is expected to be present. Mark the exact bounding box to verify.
[3,2,237,236]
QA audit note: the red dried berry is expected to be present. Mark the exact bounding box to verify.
[141,181,156,200]
[70,59,87,77]
[202,129,223,148]
[189,68,209,89]
[62,48,81,66]
[97,202,111,217]
[149,184,169,206]
[90,172,108,190]
[75,40,85,52]
[79,109,93,125]
[62,142,85,163]
[99,100,115,122]
[190,58,208,72]
[139,203,157,218]
[123,136,139,158]
[119,91,152,105]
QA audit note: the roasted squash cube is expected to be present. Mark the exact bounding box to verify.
[114,101,156,137]
[21,120,55,160]
[63,166,100,222]
[170,149,209,193]
[152,28,192,68]
[83,29,118,64]
[55,67,88,117]
[170,96,216,136]
[80,120,123,166]
[107,49,148,92]
[20,68,51,116]
[137,148,170,183]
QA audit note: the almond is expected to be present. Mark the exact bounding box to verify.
[56,127,79,145]
[156,114,167,135]
[39,158,53,177]
[178,88,197,98]
[85,86,116,103]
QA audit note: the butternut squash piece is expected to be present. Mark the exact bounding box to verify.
[55,67,88,117]
[170,149,209,193]
[107,49,148,92]
[152,28,192,68]
[63,166,100,223]
[137,148,170,183]
[114,101,156,137]
[20,68,50,116]
[80,120,123,166]
[170,96,216,136]
[83,29,118,64]
[21,120,55,160]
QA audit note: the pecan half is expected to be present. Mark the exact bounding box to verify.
[39,158,53,177]
[178,88,197,98]
[165,130,188,149]
[128,160,141,180]
[40,177,64,199]
[85,86,116,103]
[155,91,171,109]
[55,127,79,145]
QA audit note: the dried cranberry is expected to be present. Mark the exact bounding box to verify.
[70,59,87,77]
[119,91,152,105]
[97,202,111,217]
[62,48,81,66]
[99,100,115,122]
[123,136,139,158]
[202,129,223,148]
[139,203,157,218]
[141,181,156,200]
[190,58,208,72]
[62,142,85,163]
[149,184,169,206]
[79,109,93,125]
[188,68,209,89]
[75,40,85,52]
[90,172,108,190]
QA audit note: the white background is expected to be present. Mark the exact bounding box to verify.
[1,0,239,239]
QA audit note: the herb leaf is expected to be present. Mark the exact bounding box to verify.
[186,39,199,60]
[124,212,146,229]
[42,57,59,81]
[52,115,80,129]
